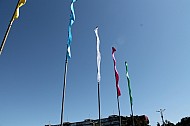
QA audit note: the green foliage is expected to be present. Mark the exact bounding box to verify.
[163,120,175,126]
[176,117,190,126]
[125,115,149,126]
[157,122,161,126]
[158,117,190,126]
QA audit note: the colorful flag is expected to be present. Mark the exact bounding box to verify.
[67,0,77,59]
[14,0,26,19]
[112,47,121,96]
[94,27,101,82]
[125,61,133,106]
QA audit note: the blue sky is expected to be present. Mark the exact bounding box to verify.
[1,0,190,126]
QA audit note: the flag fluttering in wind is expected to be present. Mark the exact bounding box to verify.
[0,0,26,55]
[14,0,26,19]
[125,61,133,106]
[95,27,101,126]
[94,27,101,83]
[112,47,121,96]
[67,0,77,59]
[60,1,77,124]
[125,61,135,126]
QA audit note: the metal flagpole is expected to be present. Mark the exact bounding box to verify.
[95,26,101,126]
[125,61,135,126]
[60,55,68,126]
[60,0,76,125]
[0,0,20,55]
[112,47,121,126]
[117,95,121,126]
[98,82,101,126]
[128,83,134,126]
[130,103,135,126]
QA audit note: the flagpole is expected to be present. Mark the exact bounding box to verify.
[98,82,101,126]
[125,61,135,126]
[117,95,121,126]
[0,0,20,55]
[60,55,68,126]
[112,47,121,126]
[60,0,76,125]
[130,103,135,126]
[128,83,134,126]
[95,26,101,126]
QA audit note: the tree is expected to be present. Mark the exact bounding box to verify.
[176,117,190,126]
[165,120,175,126]
[157,122,161,126]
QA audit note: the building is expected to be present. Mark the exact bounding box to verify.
[45,115,149,126]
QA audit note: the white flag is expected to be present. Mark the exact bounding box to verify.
[94,27,101,82]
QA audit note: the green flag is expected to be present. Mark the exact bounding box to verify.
[125,61,133,106]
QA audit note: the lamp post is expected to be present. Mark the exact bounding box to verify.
[156,109,166,126]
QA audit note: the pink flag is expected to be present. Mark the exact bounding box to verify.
[112,47,121,96]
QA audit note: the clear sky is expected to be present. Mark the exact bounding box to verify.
[1,0,190,126]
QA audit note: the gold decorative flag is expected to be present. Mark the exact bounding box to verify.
[14,0,26,19]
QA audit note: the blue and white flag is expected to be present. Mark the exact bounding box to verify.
[67,0,77,59]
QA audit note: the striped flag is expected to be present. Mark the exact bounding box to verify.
[125,61,133,106]
[112,47,121,96]
[14,0,26,19]
[67,0,77,59]
[94,27,101,82]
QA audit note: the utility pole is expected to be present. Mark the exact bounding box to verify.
[156,109,166,126]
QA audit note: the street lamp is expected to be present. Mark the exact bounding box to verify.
[156,109,166,126]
